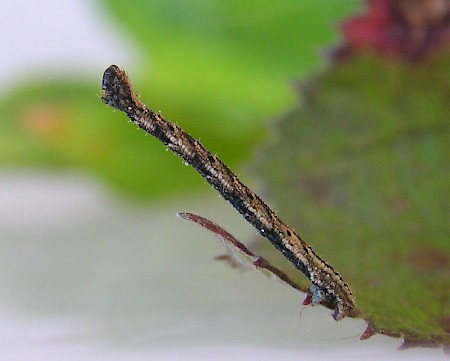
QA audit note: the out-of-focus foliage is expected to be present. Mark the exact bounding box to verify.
[0,0,357,199]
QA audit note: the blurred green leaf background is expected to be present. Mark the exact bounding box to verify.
[0,0,358,200]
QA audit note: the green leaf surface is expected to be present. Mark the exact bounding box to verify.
[251,54,450,346]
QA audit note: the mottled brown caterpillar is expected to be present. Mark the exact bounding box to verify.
[101,65,358,320]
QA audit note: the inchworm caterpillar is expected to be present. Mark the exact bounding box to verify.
[101,65,357,320]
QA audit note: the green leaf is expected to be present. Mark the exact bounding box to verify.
[251,54,450,347]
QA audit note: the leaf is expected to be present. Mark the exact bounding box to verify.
[250,54,450,347]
